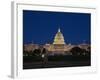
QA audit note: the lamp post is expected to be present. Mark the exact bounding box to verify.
[41,54,45,67]
[41,48,48,67]
[42,54,45,58]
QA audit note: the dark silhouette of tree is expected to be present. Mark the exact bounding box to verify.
[87,46,91,54]
[32,49,41,56]
[29,51,33,56]
[84,46,91,56]
[23,50,30,56]
[23,50,27,56]
[88,46,91,50]
[70,47,83,56]
[81,49,87,56]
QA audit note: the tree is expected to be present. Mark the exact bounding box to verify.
[32,49,41,56]
[81,49,87,56]
[70,47,83,56]
[23,50,30,56]
[87,46,91,55]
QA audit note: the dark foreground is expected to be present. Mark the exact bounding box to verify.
[23,55,90,69]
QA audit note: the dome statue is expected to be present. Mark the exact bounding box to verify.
[53,28,66,44]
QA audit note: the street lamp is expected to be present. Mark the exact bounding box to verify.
[41,54,45,58]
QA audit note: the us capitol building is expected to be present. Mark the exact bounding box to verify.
[24,28,90,55]
[44,28,73,54]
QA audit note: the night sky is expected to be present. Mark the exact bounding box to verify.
[23,10,91,45]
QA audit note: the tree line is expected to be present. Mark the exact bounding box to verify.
[23,48,47,56]
[23,46,90,57]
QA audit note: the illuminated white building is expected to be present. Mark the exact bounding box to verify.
[24,28,90,55]
[44,28,73,54]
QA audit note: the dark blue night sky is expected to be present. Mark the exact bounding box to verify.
[23,10,91,45]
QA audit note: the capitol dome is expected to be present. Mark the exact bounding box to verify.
[53,28,66,44]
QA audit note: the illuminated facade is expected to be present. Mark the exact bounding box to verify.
[24,28,90,55]
[53,28,65,45]
[44,28,73,54]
